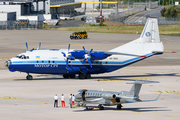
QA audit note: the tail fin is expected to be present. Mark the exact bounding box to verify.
[109,17,164,55]
[140,17,160,43]
[127,81,159,97]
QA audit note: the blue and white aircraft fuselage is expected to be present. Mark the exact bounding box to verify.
[5,17,164,80]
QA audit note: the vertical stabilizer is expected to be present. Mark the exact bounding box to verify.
[127,81,160,97]
[129,84,142,97]
[140,17,160,43]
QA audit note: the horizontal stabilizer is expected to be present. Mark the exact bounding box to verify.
[126,93,161,103]
[127,80,160,84]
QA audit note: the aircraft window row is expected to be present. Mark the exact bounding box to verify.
[16,55,29,59]
[36,61,55,63]
[86,93,102,96]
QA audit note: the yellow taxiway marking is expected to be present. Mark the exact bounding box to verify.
[0,96,52,104]
[0,58,10,61]
[151,91,180,96]
[151,91,180,93]
[97,78,154,81]
[161,41,170,43]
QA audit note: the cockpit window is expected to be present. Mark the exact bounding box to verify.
[16,55,29,59]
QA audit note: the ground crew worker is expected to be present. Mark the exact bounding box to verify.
[72,94,75,108]
[69,94,72,108]
[61,94,65,107]
[54,94,58,108]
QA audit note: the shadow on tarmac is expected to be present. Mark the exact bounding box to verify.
[13,73,179,81]
[73,107,170,112]
[93,73,180,79]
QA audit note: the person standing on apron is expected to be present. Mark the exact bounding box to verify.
[54,94,58,108]
[61,94,65,107]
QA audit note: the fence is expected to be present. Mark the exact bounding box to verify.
[113,17,180,25]
[0,21,43,30]
[133,1,158,9]
[109,5,146,22]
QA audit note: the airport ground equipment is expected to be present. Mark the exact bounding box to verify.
[70,30,88,39]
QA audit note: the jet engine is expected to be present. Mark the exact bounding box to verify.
[102,94,116,100]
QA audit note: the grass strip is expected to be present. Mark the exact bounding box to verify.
[49,24,180,35]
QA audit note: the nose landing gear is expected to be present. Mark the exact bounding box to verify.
[26,73,33,80]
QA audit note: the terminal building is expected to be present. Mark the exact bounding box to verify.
[0,0,104,21]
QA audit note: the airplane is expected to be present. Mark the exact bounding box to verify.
[73,81,161,110]
[4,17,164,80]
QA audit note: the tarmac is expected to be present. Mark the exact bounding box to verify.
[0,30,180,120]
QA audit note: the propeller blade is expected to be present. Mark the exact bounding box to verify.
[62,52,66,57]
[39,41,41,49]
[89,49,93,55]
[87,58,92,68]
[82,59,86,64]
[69,55,75,60]
[66,58,69,69]
[83,46,85,51]
[25,42,28,50]
[68,43,70,52]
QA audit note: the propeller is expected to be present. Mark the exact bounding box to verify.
[25,41,42,51]
[82,46,93,68]
[62,43,75,69]
[39,41,41,49]
[25,41,28,50]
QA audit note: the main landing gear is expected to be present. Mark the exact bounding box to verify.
[117,104,122,110]
[78,73,91,79]
[98,104,104,110]
[63,74,76,79]
[26,73,33,80]
[62,74,91,79]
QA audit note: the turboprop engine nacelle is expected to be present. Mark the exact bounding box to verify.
[102,94,116,100]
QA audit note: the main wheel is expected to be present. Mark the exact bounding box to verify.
[85,74,91,79]
[117,104,122,109]
[26,75,33,80]
[69,74,76,78]
[98,104,104,110]
[63,74,69,78]
[70,36,73,39]
[78,73,86,79]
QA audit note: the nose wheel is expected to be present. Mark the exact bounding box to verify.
[26,74,33,80]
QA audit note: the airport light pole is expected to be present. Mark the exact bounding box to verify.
[100,0,102,24]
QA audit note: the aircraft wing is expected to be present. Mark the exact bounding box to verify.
[126,93,161,103]
[73,50,146,57]
[103,51,146,57]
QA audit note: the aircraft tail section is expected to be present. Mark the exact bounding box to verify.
[140,17,160,43]
[127,81,159,97]
[128,83,142,97]
[109,17,164,55]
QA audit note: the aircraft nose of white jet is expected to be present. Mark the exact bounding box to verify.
[4,60,11,68]
[75,94,82,102]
